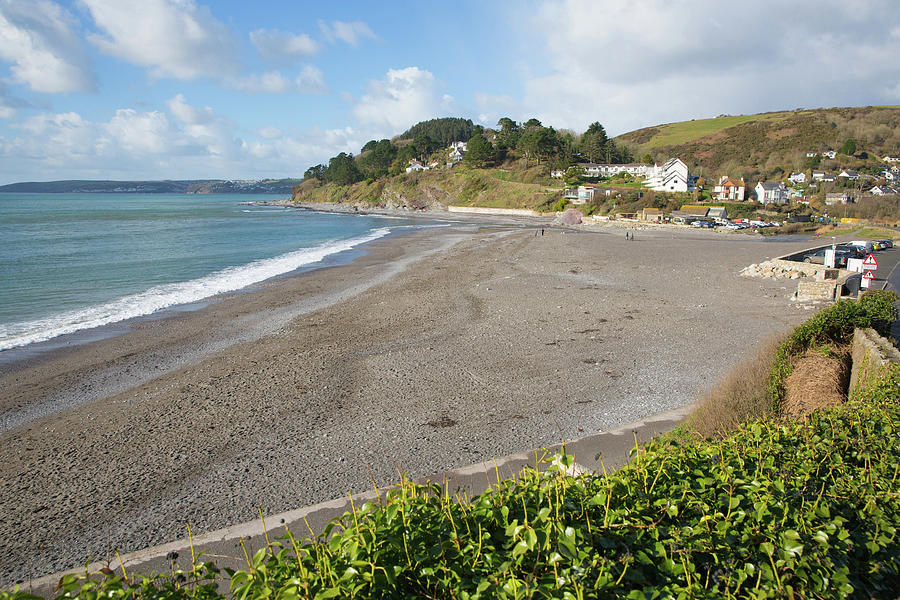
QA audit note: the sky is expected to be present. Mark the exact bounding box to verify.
[0,0,898,184]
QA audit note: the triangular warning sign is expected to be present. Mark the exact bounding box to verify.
[862,253,878,269]
[863,270,875,280]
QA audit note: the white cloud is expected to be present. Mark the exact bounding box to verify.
[258,126,282,139]
[0,97,375,182]
[106,109,172,154]
[250,28,319,62]
[82,0,239,81]
[511,0,900,135]
[318,20,376,46]
[231,71,294,94]
[352,67,447,132]
[229,66,327,94]
[0,0,95,93]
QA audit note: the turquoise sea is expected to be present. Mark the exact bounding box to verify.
[0,193,423,352]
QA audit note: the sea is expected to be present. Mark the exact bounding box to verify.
[0,193,425,353]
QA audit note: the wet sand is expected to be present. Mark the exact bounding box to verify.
[0,222,816,584]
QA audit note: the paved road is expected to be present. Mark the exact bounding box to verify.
[879,246,900,346]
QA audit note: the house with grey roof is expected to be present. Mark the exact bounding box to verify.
[754,182,789,205]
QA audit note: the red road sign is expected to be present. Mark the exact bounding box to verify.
[863,270,875,280]
[862,253,878,269]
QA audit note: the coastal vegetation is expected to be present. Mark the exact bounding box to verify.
[7,293,898,599]
[616,105,900,183]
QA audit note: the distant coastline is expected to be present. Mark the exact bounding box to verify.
[0,178,301,194]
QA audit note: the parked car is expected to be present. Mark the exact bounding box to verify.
[803,248,851,267]
[836,244,867,259]
[692,220,714,228]
[877,239,894,248]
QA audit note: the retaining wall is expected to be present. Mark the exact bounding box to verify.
[446,206,547,217]
[850,327,900,393]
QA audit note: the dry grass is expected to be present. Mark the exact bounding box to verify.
[685,333,787,438]
[782,346,850,418]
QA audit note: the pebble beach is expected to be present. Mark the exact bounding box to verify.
[0,219,820,584]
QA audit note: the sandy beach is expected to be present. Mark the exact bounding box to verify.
[0,220,819,584]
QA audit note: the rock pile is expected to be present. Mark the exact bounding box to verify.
[741,260,809,280]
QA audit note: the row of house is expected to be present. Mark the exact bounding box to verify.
[553,158,693,193]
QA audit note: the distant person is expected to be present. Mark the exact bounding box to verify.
[625,231,629,240]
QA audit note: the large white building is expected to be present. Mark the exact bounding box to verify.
[644,158,690,192]
[577,162,654,178]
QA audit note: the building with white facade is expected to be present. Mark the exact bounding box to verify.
[713,176,745,201]
[644,158,690,192]
[754,182,789,205]
[576,163,654,178]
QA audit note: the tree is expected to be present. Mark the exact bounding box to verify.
[464,131,495,167]
[303,164,325,180]
[324,152,363,185]
[358,139,396,178]
[841,139,857,156]
[641,153,654,164]
[496,117,520,150]
[579,122,609,163]
[412,134,438,158]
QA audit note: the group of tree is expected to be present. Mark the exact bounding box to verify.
[397,118,474,147]
[303,116,635,185]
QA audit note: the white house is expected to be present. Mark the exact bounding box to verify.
[550,169,564,178]
[838,169,859,181]
[405,160,426,173]
[870,185,899,196]
[563,185,614,204]
[449,148,465,163]
[806,151,818,158]
[825,192,852,205]
[645,158,690,192]
[882,156,900,163]
[713,176,745,201]
[449,141,467,152]
[754,182,789,205]
[788,172,806,184]
[885,170,898,182]
[822,150,837,159]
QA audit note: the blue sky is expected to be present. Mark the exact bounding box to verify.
[0,0,898,184]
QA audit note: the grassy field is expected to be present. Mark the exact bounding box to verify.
[631,112,793,149]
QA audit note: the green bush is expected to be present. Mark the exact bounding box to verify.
[552,198,568,212]
[14,362,900,599]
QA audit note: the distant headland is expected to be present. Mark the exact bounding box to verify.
[0,178,301,194]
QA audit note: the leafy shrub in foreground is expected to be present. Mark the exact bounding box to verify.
[8,364,898,600]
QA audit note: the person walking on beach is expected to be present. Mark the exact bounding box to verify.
[625,231,630,240]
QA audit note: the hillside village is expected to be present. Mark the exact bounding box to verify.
[295,109,900,227]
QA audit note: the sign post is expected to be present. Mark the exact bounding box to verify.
[861,270,875,289]
[862,253,878,271]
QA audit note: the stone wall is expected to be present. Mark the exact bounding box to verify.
[850,327,900,393]
[447,206,546,217]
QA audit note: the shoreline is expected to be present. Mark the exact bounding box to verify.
[1,224,819,584]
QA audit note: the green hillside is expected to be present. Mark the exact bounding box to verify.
[617,106,900,176]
